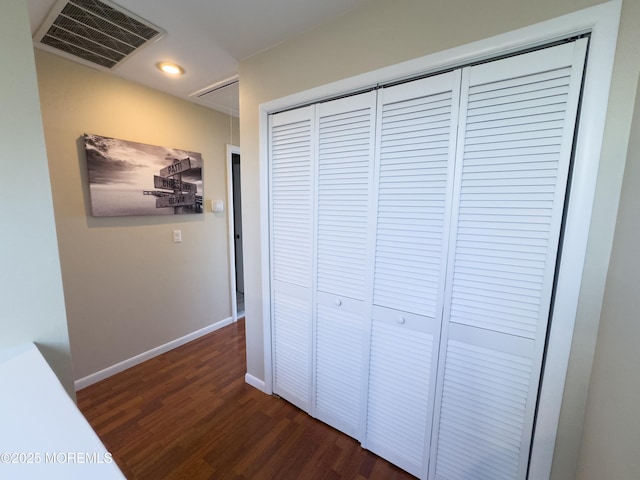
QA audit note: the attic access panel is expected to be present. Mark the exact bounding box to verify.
[33,0,165,70]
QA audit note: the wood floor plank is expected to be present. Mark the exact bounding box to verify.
[76,319,417,480]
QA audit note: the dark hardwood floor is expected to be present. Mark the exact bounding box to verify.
[77,318,417,480]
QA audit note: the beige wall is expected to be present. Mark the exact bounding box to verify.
[574,76,640,479]
[239,0,640,478]
[35,49,239,381]
[0,1,73,395]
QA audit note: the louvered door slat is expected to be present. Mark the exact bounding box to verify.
[432,40,587,480]
[270,107,314,411]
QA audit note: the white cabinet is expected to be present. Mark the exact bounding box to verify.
[268,39,587,480]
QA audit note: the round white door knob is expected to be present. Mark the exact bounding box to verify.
[335,299,342,306]
[397,317,406,324]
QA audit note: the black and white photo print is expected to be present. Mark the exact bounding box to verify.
[84,133,204,216]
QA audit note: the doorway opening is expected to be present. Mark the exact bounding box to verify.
[227,145,244,320]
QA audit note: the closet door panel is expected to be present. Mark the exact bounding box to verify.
[315,93,376,301]
[315,294,365,439]
[314,92,376,438]
[269,107,315,411]
[432,40,588,480]
[272,286,313,410]
[366,307,436,478]
[435,326,534,480]
[366,72,460,477]
[372,73,459,317]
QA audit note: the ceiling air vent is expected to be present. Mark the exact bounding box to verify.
[34,0,165,69]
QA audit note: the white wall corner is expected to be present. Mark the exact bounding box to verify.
[244,372,267,393]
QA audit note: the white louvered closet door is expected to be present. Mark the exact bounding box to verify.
[269,106,315,412]
[430,39,588,480]
[365,71,460,478]
[313,91,377,439]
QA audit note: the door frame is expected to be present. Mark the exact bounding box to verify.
[258,2,621,478]
[226,144,241,322]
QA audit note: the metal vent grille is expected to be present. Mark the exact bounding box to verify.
[34,0,164,69]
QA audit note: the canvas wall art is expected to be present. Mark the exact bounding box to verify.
[84,133,204,216]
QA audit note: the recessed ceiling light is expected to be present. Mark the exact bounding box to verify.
[157,62,184,75]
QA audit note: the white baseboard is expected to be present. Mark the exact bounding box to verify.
[245,373,267,393]
[74,317,234,391]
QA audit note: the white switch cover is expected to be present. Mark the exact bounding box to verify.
[173,230,182,243]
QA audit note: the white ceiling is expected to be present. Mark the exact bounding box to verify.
[27,0,371,117]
